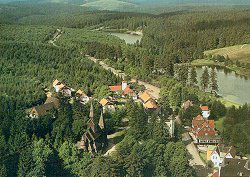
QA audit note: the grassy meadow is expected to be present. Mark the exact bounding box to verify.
[204,44,250,64]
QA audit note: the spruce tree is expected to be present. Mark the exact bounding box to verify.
[200,67,210,91]
[189,67,198,86]
[210,68,219,93]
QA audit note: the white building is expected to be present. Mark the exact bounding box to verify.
[200,106,210,119]
[211,145,236,167]
[165,117,175,138]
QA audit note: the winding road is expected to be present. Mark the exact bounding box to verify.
[87,55,160,99]
[87,55,205,168]
[47,30,204,167]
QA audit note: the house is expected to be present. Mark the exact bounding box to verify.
[201,106,210,119]
[211,145,236,167]
[182,100,193,110]
[165,116,175,138]
[139,91,157,109]
[30,97,59,118]
[219,158,250,177]
[61,87,75,97]
[109,81,137,99]
[77,103,108,153]
[123,87,137,100]
[152,109,175,138]
[30,103,56,118]
[76,89,90,104]
[109,85,122,95]
[99,98,115,113]
[207,145,217,161]
[53,79,65,93]
[44,97,60,108]
[192,115,220,144]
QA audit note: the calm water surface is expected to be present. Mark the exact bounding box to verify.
[196,66,250,104]
[109,32,142,44]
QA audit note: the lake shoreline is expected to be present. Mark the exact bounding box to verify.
[192,58,250,78]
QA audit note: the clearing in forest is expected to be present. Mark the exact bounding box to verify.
[204,44,250,64]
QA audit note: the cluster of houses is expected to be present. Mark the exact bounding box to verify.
[102,80,158,110]
[183,100,250,177]
[53,79,90,104]
[30,80,90,118]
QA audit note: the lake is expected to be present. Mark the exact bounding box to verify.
[195,66,250,104]
[109,32,142,44]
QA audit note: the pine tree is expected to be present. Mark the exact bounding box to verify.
[210,68,219,93]
[200,67,210,91]
[189,67,198,86]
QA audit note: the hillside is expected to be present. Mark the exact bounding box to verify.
[204,44,250,64]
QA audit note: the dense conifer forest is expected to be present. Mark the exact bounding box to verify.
[0,2,250,177]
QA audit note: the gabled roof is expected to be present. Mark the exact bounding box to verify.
[76,89,87,97]
[213,145,236,158]
[144,99,157,109]
[182,100,193,110]
[201,106,209,111]
[220,159,250,177]
[192,115,205,128]
[53,79,60,87]
[98,112,105,129]
[109,85,122,92]
[31,102,56,117]
[139,91,153,103]
[211,172,219,177]
[56,84,65,90]
[44,97,60,108]
[123,87,134,95]
[99,98,109,107]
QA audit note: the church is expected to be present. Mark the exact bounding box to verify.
[77,103,108,153]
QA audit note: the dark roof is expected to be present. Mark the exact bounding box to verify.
[32,102,55,117]
[215,145,236,158]
[44,97,60,108]
[220,159,250,177]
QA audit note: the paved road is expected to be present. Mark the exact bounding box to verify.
[87,55,205,167]
[183,133,206,167]
[87,55,160,99]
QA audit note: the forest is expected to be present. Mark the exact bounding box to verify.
[0,2,250,176]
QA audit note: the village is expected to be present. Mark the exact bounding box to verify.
[28,78,250,177]
[182,100,250,177]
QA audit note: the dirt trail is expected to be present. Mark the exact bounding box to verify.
[48,29,62,47]
[87,55,160,99]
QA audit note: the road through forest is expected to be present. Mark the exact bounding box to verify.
[47,32,204,167]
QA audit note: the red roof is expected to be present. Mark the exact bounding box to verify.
[109,86,122,92]
[197,127,217,138]
[192,115,215,132]
[211,172,219,177]
[201,106,209,111]
[123,87,134,95]
[208,120,215,129]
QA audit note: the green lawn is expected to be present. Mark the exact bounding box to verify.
[219,98,241,108]
[204,44,250,64]
[199,152,208,164]
[215,117,225,132]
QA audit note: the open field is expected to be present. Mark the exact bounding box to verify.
[204,44,250,64]
[219,98,241,108]
[192,58,250,77]
[81,0,138,11]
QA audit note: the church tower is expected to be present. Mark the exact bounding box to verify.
[98,111,105,130]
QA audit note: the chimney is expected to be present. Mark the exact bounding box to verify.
[122,81,127,91]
